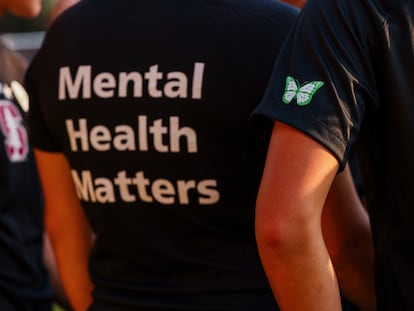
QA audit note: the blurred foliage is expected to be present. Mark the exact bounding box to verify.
[0,0,57,33]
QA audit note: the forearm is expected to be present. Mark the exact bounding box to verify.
[329,216,376,311]
[47,214,94,311]
[35,150,94,311]
[256,122,342,310]
[323,165,376,311]
[43,234,71,309]
[256,223,341,311]
[333,237,376,311]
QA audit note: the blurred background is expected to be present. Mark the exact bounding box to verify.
[1,1,68,310]
[0,0,56,32]
[0,0,57,60]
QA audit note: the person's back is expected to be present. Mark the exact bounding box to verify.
[354,1,414,308]
[27,0,298,310]
[252,0,414,309]
[0,31,52,311]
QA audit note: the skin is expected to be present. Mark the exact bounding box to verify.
[0,0,80,308]
[282,0,307,9]
[256,121,376,311]
[1,0,50,303]
[35,150,94,311]
[28,2,373,310]
[264,2,375,309]
[35,5,89,311]
[322,164,376,311]
[0,0,43,18]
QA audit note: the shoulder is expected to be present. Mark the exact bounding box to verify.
[211,0,299,51]
[302,0,386,26]
[207,0,298,30]
[294,0,386,51]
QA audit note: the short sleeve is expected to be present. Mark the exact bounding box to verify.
[251,0,377,170]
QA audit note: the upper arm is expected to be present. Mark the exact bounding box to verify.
[255,121,343,311]
[256,121,339,239]
[322,163,371,261]
[34,149,88,235]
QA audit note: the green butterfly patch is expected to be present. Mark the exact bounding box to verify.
[282,76,324,106]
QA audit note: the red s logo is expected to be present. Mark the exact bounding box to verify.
[0,100,29,162]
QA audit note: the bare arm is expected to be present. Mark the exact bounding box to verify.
[256,121,341,311]
[322,165,376,311]
[43,234,71,309]
[35,149,94,311]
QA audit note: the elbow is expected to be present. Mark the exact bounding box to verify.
[255,222,298,264]
[255,213,319,260]
[255,220,287,252]
[254,183,326,260]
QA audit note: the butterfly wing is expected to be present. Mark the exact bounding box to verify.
[282,76,298,104]
[296,81,324,106]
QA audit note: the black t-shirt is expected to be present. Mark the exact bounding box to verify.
[26,0,298,310]
[0,42,52,311]
[252,0,414,309]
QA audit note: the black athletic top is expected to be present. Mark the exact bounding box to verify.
[253,0,414,310]
[26,0,298,310]
[0,41,52,311]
